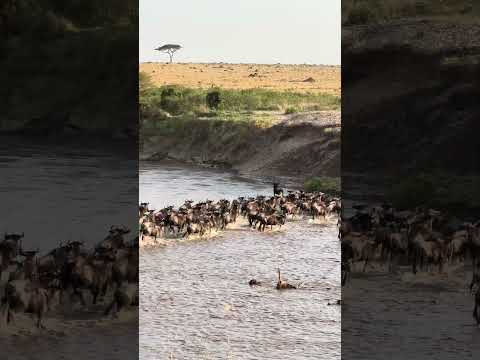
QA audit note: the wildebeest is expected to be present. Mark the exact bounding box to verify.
[104,283,139,317]
[275,268,296,290]
[1,280,50,328]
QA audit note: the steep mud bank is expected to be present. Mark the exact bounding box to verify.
[342,19,480,175]
[1,27,137,138]
[140,111,340,185]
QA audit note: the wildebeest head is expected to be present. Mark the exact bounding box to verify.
[109,225,130,236]
[4,232,24,241]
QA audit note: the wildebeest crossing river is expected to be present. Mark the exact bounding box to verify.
[0,136,138,359]
[140,160,341,359]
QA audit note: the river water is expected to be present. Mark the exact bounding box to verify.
[0,136,138,359]
[0,136,137,251]
[342,173,480,359]
[140,160,341,359]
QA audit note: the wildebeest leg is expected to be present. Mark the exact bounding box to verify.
[2,302,11,325]
[73,287,86,306]
[7,307,13,325]
[412,253,417,274]
[36,311,45,329]
[362,257,369,272]
[101,282,109,298]
[388,251,393,273]
[473,300,479,324]
[116,301,124,314]
[104,299,116,316]
[92,287,99,305]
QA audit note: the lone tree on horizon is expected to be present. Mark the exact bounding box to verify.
[155,44,182,63]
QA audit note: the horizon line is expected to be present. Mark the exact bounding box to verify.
[139,61,341,66]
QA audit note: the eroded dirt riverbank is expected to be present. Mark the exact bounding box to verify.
[140,111,340,186]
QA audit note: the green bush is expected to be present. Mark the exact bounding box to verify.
[387,174,435,210]
[139,71,153,96]
[345,2,375,25]
[305,177,340,194]
[140,84,340,117]
[206,90,221,109]
[284,107,299,114]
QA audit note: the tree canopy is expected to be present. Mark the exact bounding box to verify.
[155,44,182,63]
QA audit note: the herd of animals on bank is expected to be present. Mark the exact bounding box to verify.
[0,226,139,329]
[341,203,480,324]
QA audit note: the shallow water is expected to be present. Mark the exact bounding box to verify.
[0,136,138,358]
[342,268,480,359]
[342,173,480,359]
[0,136,137,250]
[140,160,340,359]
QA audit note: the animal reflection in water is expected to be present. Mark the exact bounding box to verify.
[341,202,480,325]
[0,226,139,329]
[139,187,341,241]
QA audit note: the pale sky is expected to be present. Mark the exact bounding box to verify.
[139,0,340,65]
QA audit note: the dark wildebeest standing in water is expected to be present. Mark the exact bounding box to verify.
[273,183,283,197]
[471,272,480,325]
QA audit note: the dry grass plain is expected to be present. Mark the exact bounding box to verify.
[139,63,340,95]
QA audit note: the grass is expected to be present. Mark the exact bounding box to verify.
[343,0,480,25]
[140,80,340,117]
[140,74,340,141]
[139,63,340,95]
[140,73,340,154]
[304,177,340,195]
[387,173,480,217]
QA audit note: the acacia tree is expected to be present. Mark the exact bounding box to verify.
[155,44,182,63]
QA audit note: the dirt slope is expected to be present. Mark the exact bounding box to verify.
[141,111,340,184]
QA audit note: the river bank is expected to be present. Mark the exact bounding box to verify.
[140,110,340,187]
[2,25,137,137]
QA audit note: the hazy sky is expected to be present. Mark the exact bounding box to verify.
[139,0,340,65]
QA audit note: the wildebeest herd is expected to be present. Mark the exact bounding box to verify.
[341,203,480,324]
[139,190,341,241]
[0,226,138,330]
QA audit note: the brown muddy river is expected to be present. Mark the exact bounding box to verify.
[0,136,137,250]
[140,160,341,359]
[342,268,480,359]
[0,136,138,359]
